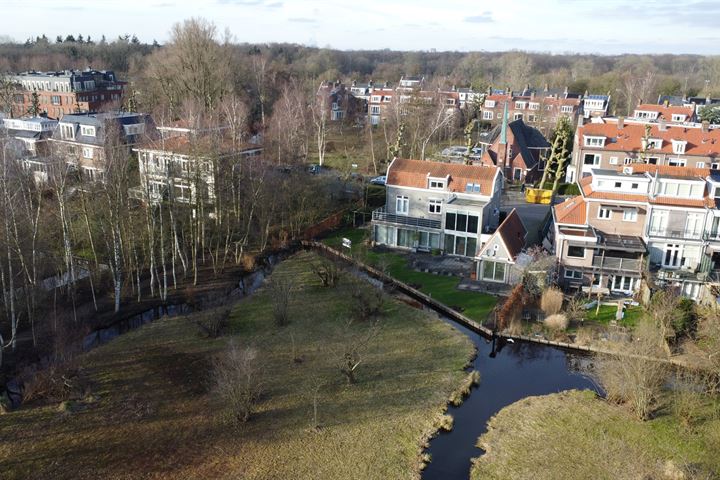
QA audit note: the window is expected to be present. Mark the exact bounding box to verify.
[60,123,74,139]
[564,270,583,280]
[395,195,409,215]
[528,114,537,122]
[82,147,93,159]
[697,162,705,168]
[671,114,686,122]
[609,156,618,165]
[484,100,496,108]
[567,246,585,258]
[515,101,526,109]
[465,182,481,193]
[528,102,539,110]
[631,183,639,189]
[614,182,622,188]
[583,136,605,147]
[428,199,442,214]
[622,208,637,222]
[51,95,61,105]
[713,163,720,170]
[647,138,662,149]
[482,261,506,282]
[561,105,574,113]
[445,212,479,234]
[496,112,502,119]
[513,113,523,121]
[598,207,611,219]
[331,102,338,110]
[583,153,600,165]
[429,179,445,189]
[672,140,687,154]
[647,157,658,165]
[80,125,96,137]
[482,111,493,120]
[331,110,344,120]
[668,158,686,167]
[370,106,380,115]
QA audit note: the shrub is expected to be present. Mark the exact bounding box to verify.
[350,284,384,321]
[213,341,264,424]
[544,313,569,331]
[310,257,342,288]
[449,370,480,406]
[269,276,294,326]
[540,287,564,316]
[194,306,231,338]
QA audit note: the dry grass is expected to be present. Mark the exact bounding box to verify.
[0,251,473,480]
[540,287,564,316]
[543,314,569,331]
[471,390,720,480]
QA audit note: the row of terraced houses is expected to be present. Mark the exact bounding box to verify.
[550,99,720,302]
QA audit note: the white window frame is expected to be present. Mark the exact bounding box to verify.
[484,100,496,108]
[583,136,606,148]
[598,207,612,219]
[395,195,409,215]
[428,199,442,214]
[609,156,618,165]
[671,140,687,155]
[429,179,445,190]
[622,208,637,222]
[482,110,493,120]
[82,147,93,159]
[564,269,583,280]
[668,158,686,167]
[80,125,96,137]
[561,105,574,113]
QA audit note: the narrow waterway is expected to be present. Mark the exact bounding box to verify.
[423,318,598,480]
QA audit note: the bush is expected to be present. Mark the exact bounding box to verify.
[350,284,384,321]
[269,276,294,326]
[541,287,564,316]
[194,306,231,338]
[544,314,569,331]
[213,341,264,424]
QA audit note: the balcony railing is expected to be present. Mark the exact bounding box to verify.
[372,207,441,230]
[592,256,642,272]
[647,228,703,240]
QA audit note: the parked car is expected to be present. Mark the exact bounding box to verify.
[370,175,387,185]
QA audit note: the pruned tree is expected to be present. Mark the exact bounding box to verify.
[539,116,572,193]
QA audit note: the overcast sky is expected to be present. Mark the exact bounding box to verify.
[2,0,720,55]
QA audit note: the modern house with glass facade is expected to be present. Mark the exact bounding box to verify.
[372,158,503,257]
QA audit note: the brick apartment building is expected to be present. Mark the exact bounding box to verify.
[7,69,126,119]
[316,81,365,123]
[565,116,720,183]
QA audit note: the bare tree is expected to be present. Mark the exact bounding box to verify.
[212,341,265,424]
[334,318,380,385]
[269,275,294,326]
[594,320,668,420]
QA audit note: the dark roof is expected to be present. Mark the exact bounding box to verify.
[55,112,153,146]
[508,119,550,169]
[496,209,527,260]
[478,125,501,145]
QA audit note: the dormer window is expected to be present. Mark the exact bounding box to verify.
[646,138,662,150]
[465,182,481,193]
[671,140,687,155]
[528,102,539,110]
[584,136,605,148]
[484,100,496,108]
[515,101,526,109]
[635,110,658,120]
[59,123,75,140]
[560,105,574,113]
[429,179,445,190]
[80,125,96,137]
[671,114,686,122]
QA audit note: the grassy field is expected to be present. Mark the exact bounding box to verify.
[471,390,720,480]
[585,304,644,327]
[0,251,474,480]
[323,226,497,322]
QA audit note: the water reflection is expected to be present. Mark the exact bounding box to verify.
[423,318,598,480]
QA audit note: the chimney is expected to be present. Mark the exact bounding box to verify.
[368,79,374,88]
[702,120,710,133]
[659,119,667,131]
[617,116,625,130]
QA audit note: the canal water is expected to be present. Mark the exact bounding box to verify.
[423,319,598,480]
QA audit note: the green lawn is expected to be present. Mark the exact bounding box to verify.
[0,251,474,480]
[322,227,497,322]
[471,390,720,480]
[585,304,644,327]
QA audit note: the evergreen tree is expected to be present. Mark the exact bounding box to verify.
[56,35,63,43]
[64,34,76,43]
[27,92,41,117]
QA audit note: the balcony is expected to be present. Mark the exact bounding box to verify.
[591,256,642,272]
[647,228,703,241]
[372,207,441,230]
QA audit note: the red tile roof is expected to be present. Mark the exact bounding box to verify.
[554,196,587,226]
[633,104,694,120]
[620,163,709,178]
[578,120,720,157]
[386,158,499,195]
